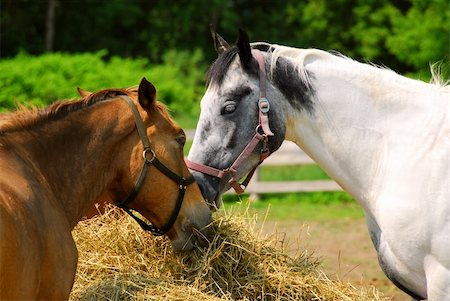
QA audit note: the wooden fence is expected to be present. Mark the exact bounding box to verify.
[186,130,342,195]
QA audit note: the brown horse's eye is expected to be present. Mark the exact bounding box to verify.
[176,135,186,147]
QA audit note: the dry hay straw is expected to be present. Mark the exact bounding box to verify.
[70,204,386,301]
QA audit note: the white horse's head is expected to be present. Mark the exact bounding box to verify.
[187,29,315,208]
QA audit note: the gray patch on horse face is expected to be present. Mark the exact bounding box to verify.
[199,47,292,171]
[195,80,260,170]
[223,86,252,104]
[199,120,211,142]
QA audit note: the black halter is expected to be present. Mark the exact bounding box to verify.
[114,95,195,236]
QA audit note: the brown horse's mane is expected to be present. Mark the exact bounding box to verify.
[0,86,175,135]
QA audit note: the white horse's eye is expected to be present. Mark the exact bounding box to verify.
[222,103,236,115]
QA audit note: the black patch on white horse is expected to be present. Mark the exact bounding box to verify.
[272,55,315,113]
[251,42,274,53]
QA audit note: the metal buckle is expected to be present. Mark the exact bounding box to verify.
[142,148,156,164]
[258,98,270,113]
[260,135,269,154]
[255,125,264,135]
[179,177,187,190]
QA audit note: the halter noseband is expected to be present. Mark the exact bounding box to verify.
[114,95,195,236]
[186,49,274,194]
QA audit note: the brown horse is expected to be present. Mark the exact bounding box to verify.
[83,192,110,218]
[0,78,212,300]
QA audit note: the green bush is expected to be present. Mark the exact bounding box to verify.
[0,50,206,118]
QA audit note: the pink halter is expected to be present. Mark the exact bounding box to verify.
[186,49,274,194]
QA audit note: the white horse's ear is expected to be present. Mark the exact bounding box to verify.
[237,28,252,68]
[210,25,229,54]
[77,87,92,98]
[138,77,156,110]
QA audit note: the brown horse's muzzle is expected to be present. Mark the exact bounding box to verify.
[169,202,214,252]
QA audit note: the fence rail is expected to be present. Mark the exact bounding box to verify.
[185,130,342,195]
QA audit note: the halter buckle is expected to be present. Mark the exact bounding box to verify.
[179,177,187,190]
[258,98,270,113]
[260,135,269,154]
[143,148,156,164]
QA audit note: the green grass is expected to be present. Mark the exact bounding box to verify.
[259,165,330,181]
[222,197,363,222]
[223,192,362,222]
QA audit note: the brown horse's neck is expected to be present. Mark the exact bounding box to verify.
[3,100,135,228]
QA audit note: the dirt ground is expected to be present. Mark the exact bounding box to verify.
[260,218,411,301]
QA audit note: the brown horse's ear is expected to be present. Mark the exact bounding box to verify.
[77,87,92,98]
[237,28,252,69]
[138,77,157,110]
[210,24,229,54]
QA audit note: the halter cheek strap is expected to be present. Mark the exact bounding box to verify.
[253,49,274,137]
[115,95,195,236]
[186,49,273,194]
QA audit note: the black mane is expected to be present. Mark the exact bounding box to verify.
[206,46,240,87]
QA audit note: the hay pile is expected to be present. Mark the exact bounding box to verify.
[70,205,385,301]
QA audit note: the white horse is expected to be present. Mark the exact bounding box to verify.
[186,29,449,300]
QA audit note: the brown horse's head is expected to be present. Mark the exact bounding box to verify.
[104,78,213,252]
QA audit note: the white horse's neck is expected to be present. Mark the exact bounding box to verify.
[282,51,448,213]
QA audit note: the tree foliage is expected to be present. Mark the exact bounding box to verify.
[0,50,206,117]
[0,2,447,242]
[1,0,448,92]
